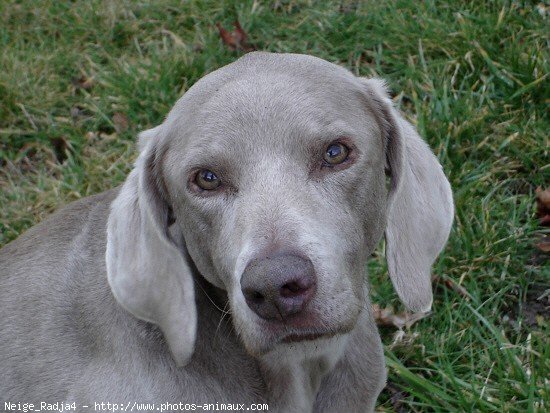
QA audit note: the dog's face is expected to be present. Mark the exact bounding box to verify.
[163,59,386,355]
[106,53,454,365]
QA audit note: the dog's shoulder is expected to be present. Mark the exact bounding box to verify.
[0,188,123,400]
[1,188,119,279]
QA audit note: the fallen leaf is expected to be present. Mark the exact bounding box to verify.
[160,29,185,48]
[71,74,94,91]
[534,187,550,253]
[50,136,71,163]
[70,106,82,119]
[233,21,247,46]
[70,105,88,121]
[84,131,98,142]
[99,132,118,142]
[384,381,409,413]
[535,187,550,226]
[433,274,472,300]
[216,23,236,50]
[216,21,254,52]
[15,142,57,173]
[372,304,429,329]
[112,112,129,133]
[535,239,550,252]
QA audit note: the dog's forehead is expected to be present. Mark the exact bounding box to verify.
[164,53,372,154]
[197,76,352,136]
[202,53,361,114]
[197,52,359,97]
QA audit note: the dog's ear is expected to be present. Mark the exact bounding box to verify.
[106,126,197,366]
[361,79,454,312]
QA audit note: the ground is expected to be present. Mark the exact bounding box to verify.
[0,1,548,411]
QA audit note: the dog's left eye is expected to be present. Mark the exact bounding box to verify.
[323,143,349,165]
[194,169,221,190]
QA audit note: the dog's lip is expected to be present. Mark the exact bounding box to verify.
[256,313,351,344]
[280,330,337,343]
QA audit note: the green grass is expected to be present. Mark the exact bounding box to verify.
[0,1,548,411]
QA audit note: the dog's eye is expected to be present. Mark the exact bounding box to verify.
[323,143,349,165]
[195,169,220,190]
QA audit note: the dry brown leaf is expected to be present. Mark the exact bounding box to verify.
[535,239,550,252]
[384,381,408,413]
[433,274,471,300]
[534,187,550,253]
[216,23,235,49]
[216,21,254,52]
[233,21,247,45]
[49,136,71,163]
[70,106,82,119]
[16,142,57,172]
[372,304,429,329]
[112,112,129,133]
[535,187,550,226]
[71,74,94,91]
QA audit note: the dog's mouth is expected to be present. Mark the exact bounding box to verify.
[236,299,361,356]
[242,320,354,357]
[256,311,357,348]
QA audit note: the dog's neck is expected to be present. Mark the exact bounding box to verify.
[257,340,347,412]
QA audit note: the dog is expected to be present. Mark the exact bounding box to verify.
[0,52,453,412]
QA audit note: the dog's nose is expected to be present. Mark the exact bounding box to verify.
[240,254,316,321]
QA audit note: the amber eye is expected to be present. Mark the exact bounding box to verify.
[194,169,220,190]
[323,142,349,165]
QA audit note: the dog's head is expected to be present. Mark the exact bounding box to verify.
[106,52,453,365]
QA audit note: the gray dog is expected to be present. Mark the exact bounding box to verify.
[0,52,453,412]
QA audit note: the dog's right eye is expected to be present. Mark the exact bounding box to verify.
[194,169,221,190]
[323,142,350,166]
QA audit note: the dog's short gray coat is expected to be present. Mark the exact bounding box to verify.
[0,52,453,412]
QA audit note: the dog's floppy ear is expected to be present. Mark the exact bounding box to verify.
[106,126,197,366]
[362,78,454,312]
